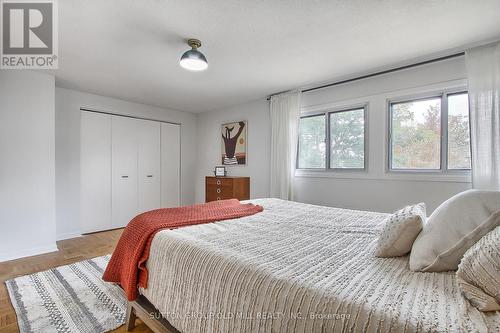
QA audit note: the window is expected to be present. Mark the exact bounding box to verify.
[391,97,442,170]
[447,93,471,170]
[389,92,470,171]
[298,114,326,169]
[298,107,366,170]
[329,109,365,168]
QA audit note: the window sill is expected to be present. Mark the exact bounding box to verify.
[294,169,471,183]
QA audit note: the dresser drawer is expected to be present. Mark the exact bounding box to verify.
[206,177,233,187]
[206,184,233,199]
[206,191,233,201]
[205,176,250,203]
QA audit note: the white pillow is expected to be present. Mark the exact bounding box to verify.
[375,203,426,257]
[409,190,500,272]
[457,226,500,312]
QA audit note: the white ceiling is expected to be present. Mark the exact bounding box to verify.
[53,0,500,113]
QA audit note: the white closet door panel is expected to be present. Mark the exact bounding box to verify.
[80,112,112,233]
[137,119,161,213]
[111,116,139,228]
[161,123,181,207]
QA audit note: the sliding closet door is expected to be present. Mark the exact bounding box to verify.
[137,119,161,213]
[161,122,181,207]
[80,112,112,233]
[111,116,139,228]
[81,112,180,232]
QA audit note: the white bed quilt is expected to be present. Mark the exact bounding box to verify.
[141,198,500,333]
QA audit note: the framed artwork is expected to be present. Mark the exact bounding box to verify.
[214,166,226,177]
[221,121,247,165]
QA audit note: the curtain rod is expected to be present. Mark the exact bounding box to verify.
[80,108,181,125]
[266,52,465,100]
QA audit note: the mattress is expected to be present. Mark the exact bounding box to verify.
[140,198,500,332]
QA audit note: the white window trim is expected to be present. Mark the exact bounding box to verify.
[386,88,471,175]
[297,103,368,172]
[295,169,470,183]
[295,79,471,183]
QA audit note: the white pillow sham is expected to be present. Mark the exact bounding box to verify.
[375,203,426,257]
[457,226,500,312]
[409,190,500,272]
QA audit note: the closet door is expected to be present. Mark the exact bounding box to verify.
[111,116,139,228]
[161,123,181,207]
[137,119,161,213]
[80,112,112,233]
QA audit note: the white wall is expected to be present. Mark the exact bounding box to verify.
[0,71,57,261]
[195,99,271,203]
[55,88,197,240]
[195,57,472,212]
[0,56,473,261]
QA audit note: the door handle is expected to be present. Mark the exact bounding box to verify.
[146,175,153,178]
[121,175,129,178]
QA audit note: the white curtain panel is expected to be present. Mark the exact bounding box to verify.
[466,42,500,190]
[269,90,301,200]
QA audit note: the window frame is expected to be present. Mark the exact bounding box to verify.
[297,104,368,172]
[387,90,470,174]
[296,113,327,170]
[446,91,472,171]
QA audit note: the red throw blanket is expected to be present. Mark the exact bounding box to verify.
[102,199,263,300]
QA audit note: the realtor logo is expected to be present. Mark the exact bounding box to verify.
[1,0,58,69]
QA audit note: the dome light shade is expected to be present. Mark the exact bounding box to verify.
[180,49,208,71]
[180,39,208,71]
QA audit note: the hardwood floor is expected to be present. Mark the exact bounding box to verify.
[0,229,156,333]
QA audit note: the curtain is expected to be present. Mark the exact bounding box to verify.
[466,42,500,190]
[269,90,301,200]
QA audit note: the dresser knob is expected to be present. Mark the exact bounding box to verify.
[216,180,221,185]
[216,197,221,200]
[216,188,221,194]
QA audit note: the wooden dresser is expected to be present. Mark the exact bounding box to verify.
[205,176,250,202]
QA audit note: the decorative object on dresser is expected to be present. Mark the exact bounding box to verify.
[221,121,247,165]
[205,176,250,202]
[214,166,227,177]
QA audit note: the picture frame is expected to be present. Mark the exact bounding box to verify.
[214,166,226,177]
[221,120,247,165]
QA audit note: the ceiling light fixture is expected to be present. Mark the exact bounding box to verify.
[180,39,208,71]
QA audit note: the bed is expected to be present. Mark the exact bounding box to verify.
[137,198,499,332]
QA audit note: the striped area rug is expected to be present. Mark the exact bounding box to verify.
[5,255,127,333]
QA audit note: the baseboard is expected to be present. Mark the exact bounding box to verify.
[56,232,82,241]
[0,243,59,263]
